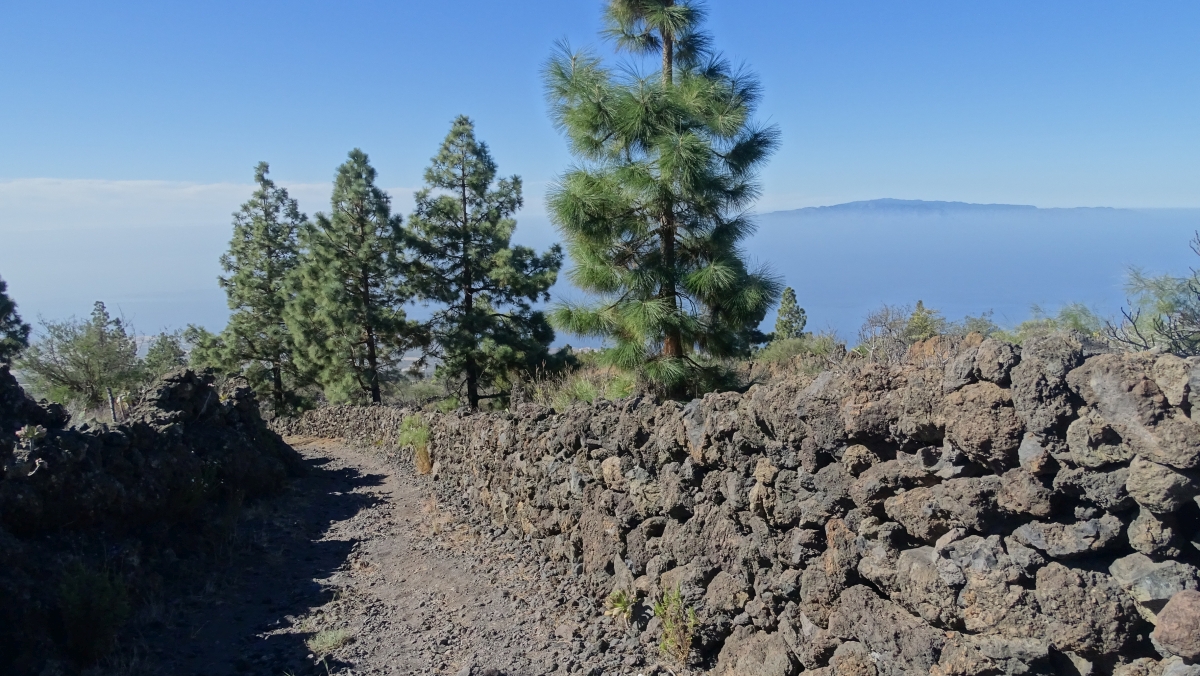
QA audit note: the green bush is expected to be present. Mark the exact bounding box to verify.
[58,562,130,664]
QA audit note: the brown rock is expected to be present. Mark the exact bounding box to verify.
[1153,590,1200,660]
[941,382,1025,471]
[884,476,1002,542]
[1126,456,1197,515]
[1035,562,1140,657]
[1068,353,1200,469]
[998,467,1053,517]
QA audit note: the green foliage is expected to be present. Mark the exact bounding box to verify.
[653,584,698,664]
[528,359,637,410]
[58,562,130,664]
[18,302,142,407]
[605,589,636,626]
[399,414,432,473]
[286,150,427,404]
[142,330,188,381]
[205,162,309,412]
[1105,240,1200,355]
[956,310,1001,337]
[755,332,841,364]
[995,303,1104,344]
[406,116,563,409]
[904,300,947,343]
[774,287,807,340]
[544,1,781,398]
[0,275,31,363]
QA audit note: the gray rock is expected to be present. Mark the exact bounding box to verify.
[1067,408,1136,468]
[1012,515,1123,559]
[977,339,1021,387]
[827,585,945,675]
[1053,465,1136,513]
[714,626,799,676]
[1010,333,1085,437]
[1109,553,1200,623]
[1017,434,1058,476]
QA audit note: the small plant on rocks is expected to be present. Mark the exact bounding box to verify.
[604,589,636,626]
[399,414,432,474]
[652,585,698,665]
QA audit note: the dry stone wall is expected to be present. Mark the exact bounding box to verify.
[278,333,1200,676]
[0,366,302,672]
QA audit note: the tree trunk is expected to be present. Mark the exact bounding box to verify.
[271,361,284,411]
[461,158,480,410]
[660,2,680,361]
[661,218,682,358]
[361,269,381,404]
[107,387,118,423]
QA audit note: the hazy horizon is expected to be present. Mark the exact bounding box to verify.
[4,194,1199,345]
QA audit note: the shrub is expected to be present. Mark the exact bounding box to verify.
[755,332,842,365]
[399,415,432,474]
[58,562,131,664]
[653,585,698,665]
[527,362,636,410]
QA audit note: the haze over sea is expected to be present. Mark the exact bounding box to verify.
[3,194,1198,343]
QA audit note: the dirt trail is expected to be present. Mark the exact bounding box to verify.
[123,438,656,676]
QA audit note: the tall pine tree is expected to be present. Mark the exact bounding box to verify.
[407,116,562,409]
[199,162,306,411]
[0,275,30,364]
[286,150,424,404]
[545,0,781,396]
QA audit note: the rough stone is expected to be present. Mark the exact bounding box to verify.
[1035,562,1140,657]
[1012,515,1123,559]
[715,626,799,676]
[1109,553,1200,623]
[941,382,1025,471]
[1153,590,1200,660]
[826,585,945,675]
[1127,456,1197,515]
[884,476,1001,542]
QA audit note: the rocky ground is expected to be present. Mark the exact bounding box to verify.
[114,437,674,676]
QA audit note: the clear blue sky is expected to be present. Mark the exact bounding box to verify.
[2,1,1199,335]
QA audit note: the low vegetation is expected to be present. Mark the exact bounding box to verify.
[604,589,635,627]
[305,628,352,655]
[399,414,433,474]
[58,562,131,664]
[653,585,698,665]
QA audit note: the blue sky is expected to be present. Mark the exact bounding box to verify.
[2,1,1199,336]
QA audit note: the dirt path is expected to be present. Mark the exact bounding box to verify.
[122,438,657,676]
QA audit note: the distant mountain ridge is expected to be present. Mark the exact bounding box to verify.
[767,197,1132,216]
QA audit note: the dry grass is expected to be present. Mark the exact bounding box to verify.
[399,415,433,474]
[305,628,352,655]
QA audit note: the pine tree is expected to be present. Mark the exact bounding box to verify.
[0,275,31,363]
[286,150,424,404]
[774,287,806,340]
[545,0,781,396]
[17,302,140,407]
[208,162,307,411]
[407,116,563,409]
